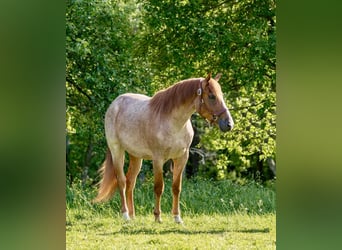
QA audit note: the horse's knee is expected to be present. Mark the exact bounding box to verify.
[154,181,164,196]
[117,175,127,192]
[153,171,164,195]
[172,183,181,195]
[126,177,134,190]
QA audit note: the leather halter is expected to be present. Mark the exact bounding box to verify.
[197,79,227,124]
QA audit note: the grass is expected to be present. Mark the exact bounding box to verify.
[66,177,276,249]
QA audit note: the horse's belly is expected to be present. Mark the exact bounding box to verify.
[164,146,188,159]
[120,132,190,160]
[151,132,192,160]
[123,141,153,160]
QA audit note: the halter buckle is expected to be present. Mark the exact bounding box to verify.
[197,88,202,96]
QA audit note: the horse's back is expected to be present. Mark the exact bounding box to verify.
[105,93,151,130]
[106,92,150,115]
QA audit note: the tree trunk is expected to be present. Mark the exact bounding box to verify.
[82,141,93,187]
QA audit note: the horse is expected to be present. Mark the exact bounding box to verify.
[93,73,234,223]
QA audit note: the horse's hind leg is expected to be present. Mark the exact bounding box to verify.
[126,154,142,219]
[109,146,129,220]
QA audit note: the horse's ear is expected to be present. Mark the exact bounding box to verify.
[205,72,212,82]
[214,73,222,81]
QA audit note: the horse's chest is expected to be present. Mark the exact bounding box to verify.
[154,126,193,159]
[158,131,190,146]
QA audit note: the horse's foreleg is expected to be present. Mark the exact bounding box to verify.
[126,155,142,219]
[110,148,129,220]
[153,159,164,223]
[172,151,189,224]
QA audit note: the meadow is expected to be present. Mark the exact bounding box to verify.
[66,177,276,249]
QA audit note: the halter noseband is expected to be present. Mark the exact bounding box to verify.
[197,79,227,124]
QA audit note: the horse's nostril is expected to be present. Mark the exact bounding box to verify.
[219,119,232,132]
[226,121,233,131]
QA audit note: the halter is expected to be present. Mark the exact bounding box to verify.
[197,79,227,124]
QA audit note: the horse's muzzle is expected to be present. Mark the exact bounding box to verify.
[218,118,234,132]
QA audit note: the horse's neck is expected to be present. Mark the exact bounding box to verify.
[170,108,194,127]
[150,78,201,129]
[169,92,198,129]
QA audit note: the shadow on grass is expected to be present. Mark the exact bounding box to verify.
[98,227,270,236]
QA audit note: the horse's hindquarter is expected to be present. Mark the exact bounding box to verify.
[105,93,153,158]
[105,93,194,161]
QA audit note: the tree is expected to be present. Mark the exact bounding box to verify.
[137,0,276,181]
[66,0,276,184]
[66,0,152,184]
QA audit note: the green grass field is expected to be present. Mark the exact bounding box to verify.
[66,178,276,249]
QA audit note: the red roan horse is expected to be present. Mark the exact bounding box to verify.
[94,73,234,223]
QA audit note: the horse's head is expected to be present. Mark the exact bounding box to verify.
[196,73,234,132]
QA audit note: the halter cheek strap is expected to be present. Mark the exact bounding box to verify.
[196,79,204,114]
[197,79,227,123]
[197,81,204,103]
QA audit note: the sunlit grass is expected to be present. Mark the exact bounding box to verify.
[66,178,276,249]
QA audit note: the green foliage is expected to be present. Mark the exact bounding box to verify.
[66,0,154,182]
[66,0,276,183]
[137,0,276,181]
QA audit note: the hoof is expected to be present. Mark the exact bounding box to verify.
[122,212,130,221]
[155,216,162,223]
[174,215,183,224]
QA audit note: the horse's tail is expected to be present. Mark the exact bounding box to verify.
[93,148,117,203]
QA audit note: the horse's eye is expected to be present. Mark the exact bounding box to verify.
[209,94,216,100]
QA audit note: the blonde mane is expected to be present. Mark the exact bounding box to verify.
[149,78,200,117]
